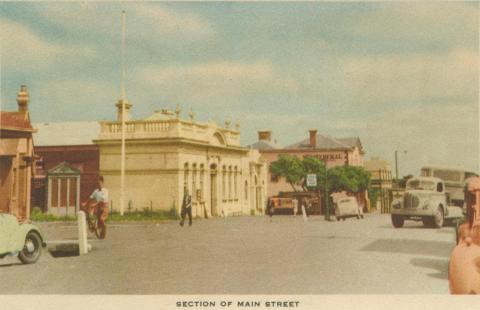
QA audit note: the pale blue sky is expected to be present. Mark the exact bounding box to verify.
[1,1,478,176]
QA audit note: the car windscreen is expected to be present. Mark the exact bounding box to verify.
[406,180,435,191]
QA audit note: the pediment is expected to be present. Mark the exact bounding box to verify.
[47,161,81,175]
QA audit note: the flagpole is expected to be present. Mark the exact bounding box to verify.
[120,10,126,216]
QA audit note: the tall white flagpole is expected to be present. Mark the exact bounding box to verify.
[120,10,126,216]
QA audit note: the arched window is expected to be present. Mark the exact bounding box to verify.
[234,166,238,199]
[228,166,232,200]
[222,165,227,200]
[244,180,249,201]
[199,164,205,202]
[183,163,189,191]
[192,163,197,201]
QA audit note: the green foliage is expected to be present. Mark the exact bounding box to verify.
[269,155,371,195]
[303,156,327,191]
[327,166,371,194]
[30,206,176,222]
[30,207,76,222]
[109,209,176,222]
[269,154,305,191]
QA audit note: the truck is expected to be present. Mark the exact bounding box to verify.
[391,176,463,228]
[420,166,478,207]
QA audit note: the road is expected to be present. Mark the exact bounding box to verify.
[0,213,457,294]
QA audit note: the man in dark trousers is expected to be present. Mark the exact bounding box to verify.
[180,188,193,227]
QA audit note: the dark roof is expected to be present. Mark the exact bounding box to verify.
[337,137,362,149]
[249,140,279,150]
[0,111,33,131]
[33,121,100,146]
[285,134,359,150]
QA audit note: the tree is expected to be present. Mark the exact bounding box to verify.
[327,166,371,194]
[269,155,371,195]
[269,155,305,191]
[302,156,327,192]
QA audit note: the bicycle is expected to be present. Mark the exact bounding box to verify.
[81,200,108,239]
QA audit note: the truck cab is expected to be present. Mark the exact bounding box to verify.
[391,176,463,228]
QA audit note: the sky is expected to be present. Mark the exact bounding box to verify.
[0,1,478,177]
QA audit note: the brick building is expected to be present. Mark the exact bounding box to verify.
[0,86,36,219]
[32,122,100,215]
[251,129,365,198]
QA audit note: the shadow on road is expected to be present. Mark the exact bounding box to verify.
[360,239,454,258]
[0,261,23,267]
[410,257,449,280]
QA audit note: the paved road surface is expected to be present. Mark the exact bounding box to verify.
[0,213,457,294]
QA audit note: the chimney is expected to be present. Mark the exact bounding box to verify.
[309,129,317,148]
[17,85,29,113]
[258,130,272,142]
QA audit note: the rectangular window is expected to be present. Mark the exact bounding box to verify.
[51,178,58,207]
[69,178,77,207]
[60,178,68,207]
[270,174,279,182]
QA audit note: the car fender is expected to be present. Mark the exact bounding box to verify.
[9,223,46,253]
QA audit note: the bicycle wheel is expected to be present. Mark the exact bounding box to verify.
[86,214,96,233]
[95,223,107,239]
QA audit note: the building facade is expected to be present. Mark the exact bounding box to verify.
[251,129,365,198]
[94,102,267,217]
[0,86,36,220]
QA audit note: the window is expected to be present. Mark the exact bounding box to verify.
[437,182,443,193]
[222,166,226,199]
[192,164,197,202]
[228,166,232,200]
[199,164,204,202]
[270,174,279,182]
[244,181,249,201]
[234,167,238,199]
[184,163,189,190]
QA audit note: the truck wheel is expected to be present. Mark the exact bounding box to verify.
[18,231,42,264]
[433,206,444,228]
[391,215,404,228]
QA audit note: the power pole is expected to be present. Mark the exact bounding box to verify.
[120,10,126,216]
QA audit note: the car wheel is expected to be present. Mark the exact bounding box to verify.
[18,231,42,264]
[391,215,404,228]
[336,216,340,221]
[433,206,444,228]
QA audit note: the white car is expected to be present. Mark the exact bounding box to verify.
[334,197,363,221]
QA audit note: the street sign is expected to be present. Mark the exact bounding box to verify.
[306,174,317,187]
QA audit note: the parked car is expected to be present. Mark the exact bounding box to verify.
[0,213,46,264]
[334,197,363,221]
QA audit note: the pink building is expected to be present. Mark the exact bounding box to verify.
[251,130,365,197]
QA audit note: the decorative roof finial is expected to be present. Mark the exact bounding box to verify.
[235,121,240,131]
[188,108,195,121]
[225,118,231,129]
[175,104,181,119]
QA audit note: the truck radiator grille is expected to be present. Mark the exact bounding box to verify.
[403,193,419,209]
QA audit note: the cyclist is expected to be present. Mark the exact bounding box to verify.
[81,176,109,238]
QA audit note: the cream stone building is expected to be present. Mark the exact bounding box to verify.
[94,101,267,217]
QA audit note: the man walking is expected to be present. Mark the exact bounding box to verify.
[180,188,193,227]
[292,197,298,216]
